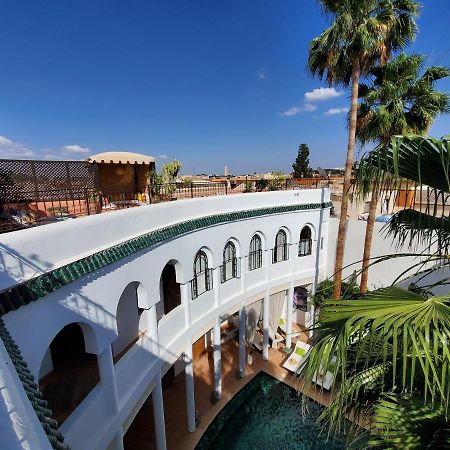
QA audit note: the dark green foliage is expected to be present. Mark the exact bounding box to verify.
[292,144,313,178]
[255,178,268,191]
[312,275,361,308]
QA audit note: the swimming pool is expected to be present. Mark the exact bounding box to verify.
[196,371,346,450]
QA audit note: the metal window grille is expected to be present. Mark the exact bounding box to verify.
[299,226,312,256]
[191,268,213,299]
[298,239,312,256]
[248,234,263,271]
[221,257,239,283]
[272,243,289,263]
[273,230,288,263]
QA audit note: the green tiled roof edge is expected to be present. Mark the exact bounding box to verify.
[0,201,332,316]
[0,318,70,450]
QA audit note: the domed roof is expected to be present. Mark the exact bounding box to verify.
[88,151,155,164]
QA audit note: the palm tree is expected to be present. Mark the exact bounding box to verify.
[308,0,419,298]
[299,136,450,447]
[356,54,450,293]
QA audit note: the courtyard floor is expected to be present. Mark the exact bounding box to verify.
[123,333,330,450]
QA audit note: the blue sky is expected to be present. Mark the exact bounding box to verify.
[0,1,449,174]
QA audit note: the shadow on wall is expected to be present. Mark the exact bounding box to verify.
[0,242,54,290]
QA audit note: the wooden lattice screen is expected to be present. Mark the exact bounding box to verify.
[0,159,100,201]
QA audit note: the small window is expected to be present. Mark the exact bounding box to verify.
[273,229,289,263]
[192,250,212,298]
[320,237,324,250]
[221,241,238,283]
[299,226,312,256]
[248,234,262,270]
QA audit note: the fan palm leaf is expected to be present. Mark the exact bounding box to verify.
[299,286,450,443]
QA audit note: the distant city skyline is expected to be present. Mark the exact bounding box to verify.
[0,1,449,174]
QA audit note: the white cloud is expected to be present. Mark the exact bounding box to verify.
[258,72,267,80]
[62,144,90,154]
[278,103,317,117]
[304,87,343,101]
[279,107,302,117]
[324,107,349,116]
[303,103,317,112]
[158,154,168,160]
[0,135,35,159]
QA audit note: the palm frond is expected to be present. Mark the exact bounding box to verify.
[368,393,450,449]
[299,286,450,439]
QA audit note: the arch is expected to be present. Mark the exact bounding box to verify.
[192,249,211,298]
[39,322,100,424]
[160,260,182,316]
[299,225,313,256]
[248,233,263,271]
[221,240,237,283]
[113,281,146,359]
[273,229,289,263]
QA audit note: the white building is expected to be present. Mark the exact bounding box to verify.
[0,189,331,450]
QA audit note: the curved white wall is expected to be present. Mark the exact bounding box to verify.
[1,189,330,450]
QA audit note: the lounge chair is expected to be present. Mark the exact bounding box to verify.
[312,356,337,390]
[278,317,302,342]
[282,340,311,373]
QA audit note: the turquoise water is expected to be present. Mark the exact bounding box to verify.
[196,371,346,450]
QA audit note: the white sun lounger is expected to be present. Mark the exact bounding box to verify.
[312,356,337,390]
[282,340,311,373]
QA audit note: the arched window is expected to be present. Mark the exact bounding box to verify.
[221,241,237,283]
[299,226,312,256]
[273,229,289,263]
[248,234,262,271]
[192,250,211,298]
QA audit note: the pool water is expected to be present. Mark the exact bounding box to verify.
[196,371,346,450]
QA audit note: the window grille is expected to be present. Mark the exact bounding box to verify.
[272,229,289,263]
[298,226,312,256]
[221,241,238,283]
[248,234,263,270]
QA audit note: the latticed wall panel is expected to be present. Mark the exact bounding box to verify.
[0,159,100,201]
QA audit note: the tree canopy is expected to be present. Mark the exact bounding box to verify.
[292,144,313,178]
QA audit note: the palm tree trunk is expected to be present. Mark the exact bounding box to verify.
[333,57,359,299]
[360,187,378,293]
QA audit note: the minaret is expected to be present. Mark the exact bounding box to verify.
[224,165,229,177]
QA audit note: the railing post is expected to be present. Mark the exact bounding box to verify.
[225,181,228,195]
[285,178,288,190]
[85,188,90,215]
[190,183,194,198]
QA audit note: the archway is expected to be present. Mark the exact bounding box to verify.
[113,281,145,360]
[39,322,100,424]
[160,262,181,315]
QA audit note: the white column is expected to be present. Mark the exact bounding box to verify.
[97,345,123,450]
[238,308,246,378]
[240,256,246,293]
[286,283,294,348]
[97,345,119,411]
[213,316,222,399]
[262,290,269,360]
[152,377,167,450]
[148,304,160,356]
[181,282,191,327]
[184,339,196,432]
[213,268,221,307]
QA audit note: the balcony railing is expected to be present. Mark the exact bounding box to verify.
[0,178,331,233]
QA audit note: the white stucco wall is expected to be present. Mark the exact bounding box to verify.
[0,189,330,450]
[327,218,431,289]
